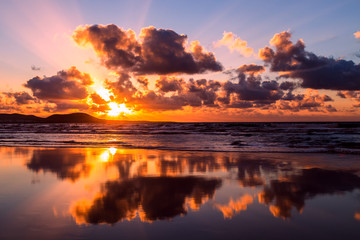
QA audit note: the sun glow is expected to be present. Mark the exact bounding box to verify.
[108,147,117,155]
[92,86,133,117]
[99,147,118,162]
[107,102,133,117]
[96,87,112,101]
[100,151,110,162]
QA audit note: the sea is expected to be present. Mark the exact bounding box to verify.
[0,122,359,153]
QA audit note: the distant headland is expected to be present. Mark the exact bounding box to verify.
[0,113,129,123]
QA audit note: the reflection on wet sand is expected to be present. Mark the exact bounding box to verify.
[355,211,360,221]
[259,168,360,218]
[71,176,221,224]
[26,149,91,181]
[15,147,360,224]
[214,195,253,219]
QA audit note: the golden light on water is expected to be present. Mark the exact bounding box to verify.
[108,147,117,155]
[99,150,110,162]
[99,147,117,162]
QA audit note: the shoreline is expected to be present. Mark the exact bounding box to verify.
[0,144,359,155]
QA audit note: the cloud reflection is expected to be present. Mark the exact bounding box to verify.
[258,168,360,219]
[26,148,91,182]
[71,176,221,224]
[215,195,253,219]
[22,147,360,222]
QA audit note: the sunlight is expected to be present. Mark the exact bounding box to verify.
[107,102,133,117]
[99,147,117,162]
[96,87,113,102]
[108,147,117,155]
[99,150,110,162]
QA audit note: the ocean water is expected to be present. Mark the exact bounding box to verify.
[0,122,359,153]
[0,123,360,239]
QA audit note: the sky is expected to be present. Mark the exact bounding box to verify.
[0,0,360,121]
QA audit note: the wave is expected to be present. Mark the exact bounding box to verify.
[0,122,359,154]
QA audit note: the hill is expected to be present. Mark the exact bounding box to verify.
[45,113,104,123]
[0,113,106,123]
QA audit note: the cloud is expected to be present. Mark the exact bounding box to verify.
[31,65,41,71]
[155,77,185,93]
[259,31,360,90]
[73,24,222,75]
[220,64,284,106]
[24,66,93,100]
[355,31,360,39]
[44,101,90,112]
[106,63,335,113]
[3,91,35,104]
[215,31,253,57]
[276,89,335,112]
[131,77,222,110]
[237,64,265,75]
[337,90,360,108]
[105,72,137,101]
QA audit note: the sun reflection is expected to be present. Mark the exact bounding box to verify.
[100,150,110,162]
[109,147,117,155]
[99,147,118,162]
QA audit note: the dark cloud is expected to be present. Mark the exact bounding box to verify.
[136,77,149,88]
[155,77,184,92]
[71,176,221,224]
[131,77,222,110]
[3,91,35,104]
[24,66,93,100]
[259,31,360,90]
[186,78,221,106]
[277,90,335,112]
[31,65,41,71]
[90,93,107,105]
[337,90,360,100]
[221,67,284,106]
[48,101,89,112]
[73,24,222,75]
[336,90,360,108]
[105,72,137,101]
[133,91,187,110]
[237,64,265,75]
[279,81,296,91]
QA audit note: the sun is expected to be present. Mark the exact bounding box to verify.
[107,102,133,117]
[92,86,133,117]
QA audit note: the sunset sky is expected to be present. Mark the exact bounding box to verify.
[0,0,360,121]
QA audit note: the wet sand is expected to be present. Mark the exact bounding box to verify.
[0,147,360,240]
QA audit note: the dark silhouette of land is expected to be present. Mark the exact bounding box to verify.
[0,113,122,123]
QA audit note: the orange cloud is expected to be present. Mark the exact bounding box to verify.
[73,24,222,75]
[215,31,253,57]
[354,31,360,39]
[259,31,360,91]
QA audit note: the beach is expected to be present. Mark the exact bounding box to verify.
[1,142,360,239]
